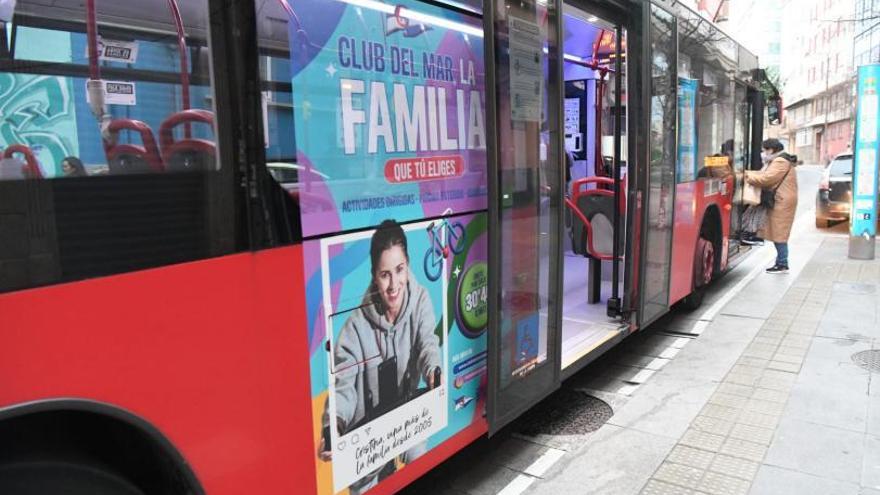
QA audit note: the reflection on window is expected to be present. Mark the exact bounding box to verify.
[677,8,735,183]
[643,4,675,315]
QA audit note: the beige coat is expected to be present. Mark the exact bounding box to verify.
[745,155,798,243]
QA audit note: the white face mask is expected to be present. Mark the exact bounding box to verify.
[761,151,771,162]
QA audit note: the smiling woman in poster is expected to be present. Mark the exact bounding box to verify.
[321,219,442,492]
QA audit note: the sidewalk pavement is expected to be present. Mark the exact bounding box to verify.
[524,235,880,495]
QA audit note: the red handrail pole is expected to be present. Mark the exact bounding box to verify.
[167,0,191,138]
[278,0,295,18]
[595,72,604,176]
[86,0,100,80]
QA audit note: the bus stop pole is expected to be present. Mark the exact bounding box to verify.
[848,64,880,260]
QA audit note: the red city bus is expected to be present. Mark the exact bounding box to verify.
[0,0,775,493]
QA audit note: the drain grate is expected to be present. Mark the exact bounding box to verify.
[517,389,612,436]
[852,350,880,372]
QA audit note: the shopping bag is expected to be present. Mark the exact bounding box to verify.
[743,182,761,206]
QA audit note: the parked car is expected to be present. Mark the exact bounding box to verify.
[816,153,852,228]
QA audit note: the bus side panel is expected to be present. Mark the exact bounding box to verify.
[670,181,700,304]
[0,247,317,494]
[669,179,733,305]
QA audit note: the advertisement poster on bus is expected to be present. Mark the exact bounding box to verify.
[288,0,487,238]
[303,212,487,494]
[677,78,698,183]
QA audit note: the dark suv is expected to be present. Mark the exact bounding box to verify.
[816,153,852,228]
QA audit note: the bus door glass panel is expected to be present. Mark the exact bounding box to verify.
[487,0,563,433]
[639,4,676,325]
[730,82,750,247]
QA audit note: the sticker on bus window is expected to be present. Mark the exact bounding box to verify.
[85,80,136,106]
[677,78,698,183]
[508,16,543,123]
[84,36,139,64]
[704,156,728,167]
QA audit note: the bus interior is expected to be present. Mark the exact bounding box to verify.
[558,5,627,372]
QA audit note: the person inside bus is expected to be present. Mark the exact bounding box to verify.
[745,138,798,274]
[320,219,441,492]
[61,157,87,177]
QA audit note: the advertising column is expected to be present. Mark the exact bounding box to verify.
[850,64,880,260]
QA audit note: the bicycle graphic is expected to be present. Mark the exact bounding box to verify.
[423,209,466,282]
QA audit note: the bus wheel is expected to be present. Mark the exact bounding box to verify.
[681,237,715,310]
[0,459,144,495]
[695,237,715,287]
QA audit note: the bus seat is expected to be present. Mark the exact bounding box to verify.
[566,176,625,304]
[104,119,164,174]
[3,145,42,179]
[159,110,216,172]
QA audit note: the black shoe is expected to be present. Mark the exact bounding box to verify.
[766,265,789,274]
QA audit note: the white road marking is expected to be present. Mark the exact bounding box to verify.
[616,384,640,396]
[696,249,775,325]
[690,320,710,335]
[646,357,671,370]
[495,447,567,495]
[497,475,535,495]
[659,347,680,360]
[523,448,567,478]
[626,369,656,384]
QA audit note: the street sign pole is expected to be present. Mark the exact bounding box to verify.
[849,64,880,260]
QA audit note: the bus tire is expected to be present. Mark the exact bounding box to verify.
[0,405,203,495]
[681,236,715,310]
[0,457,145,495]
[680,286,705,310]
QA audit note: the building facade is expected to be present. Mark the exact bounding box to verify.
[854,0,880,66]
[778,0,855,164]
[727,0,783,76]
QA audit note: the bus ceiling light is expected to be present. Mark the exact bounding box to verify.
[338,0,483,37]
[587,15,599,22]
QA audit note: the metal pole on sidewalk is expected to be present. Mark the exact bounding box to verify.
[848,64,880,260]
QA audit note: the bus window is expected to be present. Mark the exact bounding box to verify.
[0,0,242,293]
[0,1,218,178]
[678,9,736,183]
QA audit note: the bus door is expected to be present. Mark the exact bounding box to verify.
[484,0,565,434]
[637,2,677,327]
[729,82,753,253]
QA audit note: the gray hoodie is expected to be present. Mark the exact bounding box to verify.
[333,274,440,432]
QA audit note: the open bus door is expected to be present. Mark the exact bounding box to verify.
[484,0,565,434]
[637,2,678,327]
